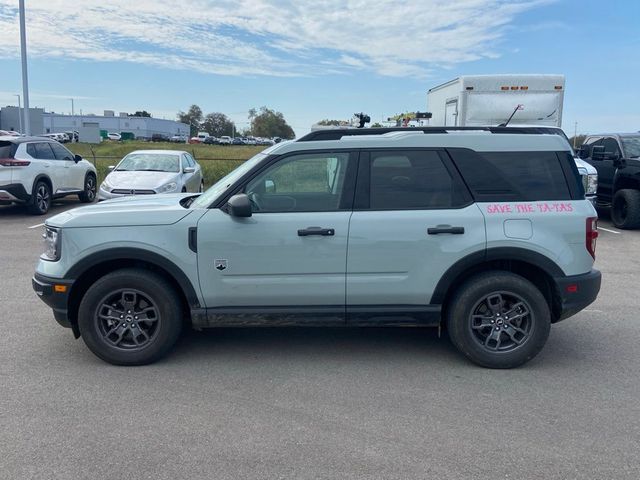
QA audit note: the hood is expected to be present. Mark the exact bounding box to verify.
[574,157,597,175]
[104,170,179,190]
[46,193,199,228]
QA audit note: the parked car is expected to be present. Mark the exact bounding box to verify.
[107,133,121,141]
[203,136,219,145]
[218,136,232,145]
[98,150,204,201]
[0,135,97,214]
[579,133,640,228]
[231,137,244,145]
[33,127,600,367]
[64,131,79,143]
[169,134,188,143]
[151,133,170,142]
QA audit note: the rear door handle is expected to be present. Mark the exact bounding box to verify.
[427,225,465,235]
[298,226,335,236]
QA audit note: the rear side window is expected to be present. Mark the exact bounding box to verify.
[0,141,15,158]
[449,149,574,201]
[27,142,56,160]
[368,150,465,209]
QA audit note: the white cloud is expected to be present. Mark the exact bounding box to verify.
[0,0,551,77]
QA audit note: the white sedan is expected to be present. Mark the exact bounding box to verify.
[99,150,204,201]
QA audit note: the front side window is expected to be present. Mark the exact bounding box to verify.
[49,142,74,161]
[245,152,352,212]
[620,136,640,158]
[368,150,456,209]
[601,138,621,156]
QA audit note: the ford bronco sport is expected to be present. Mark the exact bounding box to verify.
[33,127,601,368]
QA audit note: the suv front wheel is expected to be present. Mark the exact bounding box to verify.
[447,271,551,369]
[78,269,183,365]
[78,173,97,203]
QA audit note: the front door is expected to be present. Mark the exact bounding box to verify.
[49,142,84,191]
[196,150,357,318]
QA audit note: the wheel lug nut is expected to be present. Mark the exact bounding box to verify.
[134,316,138,320]
[120,315,123,318]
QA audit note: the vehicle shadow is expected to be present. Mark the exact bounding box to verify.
[0,198,88,218]
[169,326,465,366]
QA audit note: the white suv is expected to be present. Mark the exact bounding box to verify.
[0,136,97,214]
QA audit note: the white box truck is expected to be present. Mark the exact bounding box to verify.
[427,74,565,127]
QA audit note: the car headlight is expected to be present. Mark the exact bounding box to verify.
[41,226,61,261]
[157,182,177,193]
[100,177,113,192]
[586,173,598,195]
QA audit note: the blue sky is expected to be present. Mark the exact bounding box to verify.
[0,0,638,137]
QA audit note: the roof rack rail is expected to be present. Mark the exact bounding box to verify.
[297,126,561,142]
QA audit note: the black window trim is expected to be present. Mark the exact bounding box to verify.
[214,149,360,213]
[353,147,473,211]
[27,141,57,161]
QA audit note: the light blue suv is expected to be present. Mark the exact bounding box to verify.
[33,127,601,368]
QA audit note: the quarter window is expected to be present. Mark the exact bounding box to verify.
[245,152,352,212]
[369,150,456,209]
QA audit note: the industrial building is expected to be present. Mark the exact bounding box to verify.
[0,107,189,141]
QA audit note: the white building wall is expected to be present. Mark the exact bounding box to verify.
[42,114,189,138]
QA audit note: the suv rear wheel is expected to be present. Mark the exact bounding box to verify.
[611,189,640,229]
[78,269,183,365]
[78,173,96,203]
[27,180,51,215]
[447,271,551,368]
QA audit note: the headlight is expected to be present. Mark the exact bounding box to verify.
[586,174,598,195]
[100,177,113,192]
[157,182,177,193]
[41,226,61,261]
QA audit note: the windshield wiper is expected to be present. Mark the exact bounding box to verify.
[137,169,168,172]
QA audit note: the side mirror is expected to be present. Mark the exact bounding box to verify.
[591,145,605,160]
[183,167,195,174]
[265,179,276,194]
[107,165,115,172]
[577,145,590,159]
[227,193,252,217]
[74,154,82,163]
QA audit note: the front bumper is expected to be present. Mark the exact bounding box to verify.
[32,272,75,331]
[553,269,601,322]
[0,183,30,203]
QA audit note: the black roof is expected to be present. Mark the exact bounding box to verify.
[298,126,564,142]
[0,135,57,144]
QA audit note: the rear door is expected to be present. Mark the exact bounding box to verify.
[346,149,486,320]
[25,142,60,192]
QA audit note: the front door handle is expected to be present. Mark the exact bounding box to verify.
[298,226,335,237]
[427,225,465,235]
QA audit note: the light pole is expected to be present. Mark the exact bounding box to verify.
[19,0,31,135]
[14,94,22,133]
[70,98,74,116]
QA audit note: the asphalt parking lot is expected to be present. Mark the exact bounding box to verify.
[1,199,639,480]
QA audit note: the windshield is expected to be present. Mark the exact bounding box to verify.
[621,136,640,158]
[190,152,268,209]
[116,153,180,172]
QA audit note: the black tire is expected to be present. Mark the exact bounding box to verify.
[27,180,51,215]
[611,189,640,229]
[78,173,97,203]
[78,269,183,365]
[181,186,187,193]
[446,271,551,369]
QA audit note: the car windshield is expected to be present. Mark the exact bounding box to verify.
[621,136,640,158]
[116,153,180,172]
[189,152,268,209]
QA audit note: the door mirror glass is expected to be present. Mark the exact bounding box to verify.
[183,167,195,174]
[74,154,82,163]
[264,179,276,194]
[227,193,252,217]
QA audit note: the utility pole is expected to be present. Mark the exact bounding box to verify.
[573,121,578,149]
[70,98,74,116]
[19,0,31,135]
[14,94,22,133]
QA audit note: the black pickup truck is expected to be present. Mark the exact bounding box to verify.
[579,134,640,229]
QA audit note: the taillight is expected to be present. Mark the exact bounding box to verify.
[586,217,598,259]
[0,158,30,167]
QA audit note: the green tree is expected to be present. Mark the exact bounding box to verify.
[129,110,151,117]
[177,104,203,137]
[201,112,236,137]
[371,122,383,128]
[569,134,588,150]
[316,119,343,126]
[249,106,295,139]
